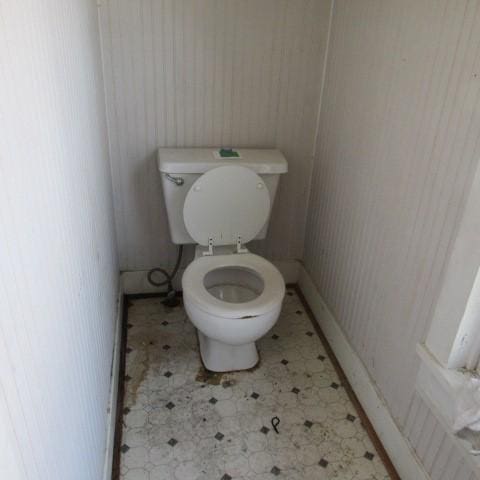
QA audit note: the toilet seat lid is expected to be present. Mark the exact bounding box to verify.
[183,165,271,246]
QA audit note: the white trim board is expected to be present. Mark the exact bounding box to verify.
[416,343,462,430]
[298,266,430,480]
[121,260,300,295]
[102,283,124,480]
[416,344,480,475]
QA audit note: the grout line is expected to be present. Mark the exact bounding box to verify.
[294,285,402,480]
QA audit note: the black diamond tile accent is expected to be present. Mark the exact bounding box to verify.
[250,392,259,399]
[167,438,178,447]
[221,475,232,480]
[364,451,374,461]
[126,347,133,354]
[164,371,173,378]
[272,334,279,340]
[123,407,130,415]
[163,344,171,350]
[161,320,169,326]
[346,414,356,422]
[317,354,326,361]
[306,331,314,337]
[271,466,281,476]
[296,310,303,315]
[127,323,133,329]
[124,375,131,382]
[120,444,130,453]
[165,401,175,410]
[319,458,328,468]
[215,432,224,441]
[291,387,300,394]
[281,359,289,365]
[304,420,313,428]
[330,382,339,389]
[209,397,218,405]
[260,426,270,435]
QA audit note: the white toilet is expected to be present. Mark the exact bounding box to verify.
[157,148,288,372]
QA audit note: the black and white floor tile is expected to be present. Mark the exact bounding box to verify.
[119,290,390,480]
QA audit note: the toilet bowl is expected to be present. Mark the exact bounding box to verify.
[183,252,285,371]
[157,149,288,372]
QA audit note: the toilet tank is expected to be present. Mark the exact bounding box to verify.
[157,148,288,245]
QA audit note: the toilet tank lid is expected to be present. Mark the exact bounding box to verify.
[157,148,288,174]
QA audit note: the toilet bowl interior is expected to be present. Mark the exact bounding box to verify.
[203,266,264,304]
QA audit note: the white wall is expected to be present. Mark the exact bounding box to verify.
[0,1,119,479]
[304,1,480,479]
[99,0,332,271]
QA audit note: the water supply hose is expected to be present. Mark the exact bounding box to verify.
[147,245,184,304]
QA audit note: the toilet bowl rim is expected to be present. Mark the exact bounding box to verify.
[184,291,283,321]
[182,253,285,319]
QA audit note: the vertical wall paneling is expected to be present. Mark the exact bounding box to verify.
[304,1,480,478]
[0,1,119,479]
[99,0,332,270]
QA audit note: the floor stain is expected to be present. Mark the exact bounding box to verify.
[124,340,150,407]
[195,365,227,385]
[195,358,261,386]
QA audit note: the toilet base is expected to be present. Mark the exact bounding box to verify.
[198,331,259,372]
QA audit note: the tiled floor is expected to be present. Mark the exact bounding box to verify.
[118,289,391,480]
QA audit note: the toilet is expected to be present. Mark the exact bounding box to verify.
[157,148,288,372]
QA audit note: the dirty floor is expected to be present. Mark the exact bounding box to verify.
[118,289,391,480]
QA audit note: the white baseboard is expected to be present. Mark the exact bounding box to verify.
[121,260,300,295]
[298,266,430,480]
[102,283,124,480]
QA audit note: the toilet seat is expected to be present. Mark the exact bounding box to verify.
[183,165,271,249]
[182,253,285,319]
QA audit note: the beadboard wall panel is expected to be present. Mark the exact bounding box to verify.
[99,0,332,270]
[0,1,118,479]
[405,391,478,480]
[304,0,480,478]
